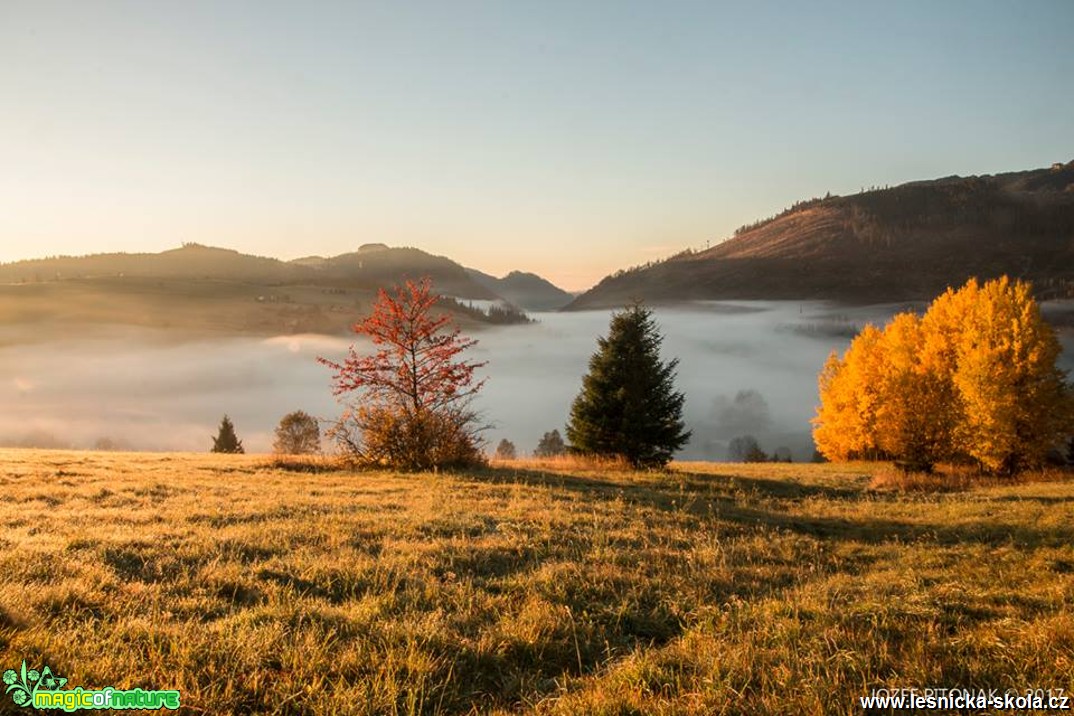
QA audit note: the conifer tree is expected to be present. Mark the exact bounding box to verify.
[212,415,245,454]
[567,303,690,468]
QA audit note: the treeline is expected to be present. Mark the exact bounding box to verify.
[846,178,1074,239]
[598,247,699,284]
[437,297,532,325]
[733,195,833,237]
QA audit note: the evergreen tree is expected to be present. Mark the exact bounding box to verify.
[567,303,690,468]
[212,415,245,454]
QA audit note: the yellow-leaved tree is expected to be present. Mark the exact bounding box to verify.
[814,276,1071,474]
[871,312,959,471]
[946,278,1068,473]
[812,324,886,461]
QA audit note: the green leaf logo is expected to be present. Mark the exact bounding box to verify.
[4,660,67,708]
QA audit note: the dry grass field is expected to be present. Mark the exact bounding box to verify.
[1,450,1072,714]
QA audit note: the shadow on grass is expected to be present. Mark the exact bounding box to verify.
[465,466,1074,549]
[472,464,862,501]
[990,494,1074,505]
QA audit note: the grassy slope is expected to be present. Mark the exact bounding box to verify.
[0,451,1072,715]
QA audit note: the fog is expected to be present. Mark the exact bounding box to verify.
[2,302,1070,461]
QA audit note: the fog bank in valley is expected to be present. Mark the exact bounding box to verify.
[2,302,1069,461]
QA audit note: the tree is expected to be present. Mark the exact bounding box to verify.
[212,415,245,454]
[814,276,1071,474]
[318,278,487,470]
[871,312,959,472]
[938,277,1069,473]
[494,439,517,460]
[812,324,886,461]
[715,389,771,436]
[728,435,767,462]
[566,303,690,468]
[534,429,566,458]
[273,410,321,455]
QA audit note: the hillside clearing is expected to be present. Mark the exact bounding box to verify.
[1,451,1072,714]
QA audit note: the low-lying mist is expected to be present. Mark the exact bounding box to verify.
[2,302,1070,461]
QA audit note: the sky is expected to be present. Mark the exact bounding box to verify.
[1,1,1072,291]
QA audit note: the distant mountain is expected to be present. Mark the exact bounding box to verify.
[0,243,303,283]
[0,243,531,335]
[0,242,496,299]
[296,245,498,300]
[466,269,574,311]
[568,162,1074,309]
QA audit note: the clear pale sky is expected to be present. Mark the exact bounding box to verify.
[1,1,1071,291]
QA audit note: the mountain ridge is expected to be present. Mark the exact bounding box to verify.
[0,243,572,335]
[568,161,1074,309]
[466,268,574,311]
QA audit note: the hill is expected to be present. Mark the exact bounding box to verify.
[0,243,496,299]
[467,268,575,311]
[295,244,499,300]
[2,449,1072,714]
[0,243,302,284]
[0,244,553,336]
[569,162,1074,309]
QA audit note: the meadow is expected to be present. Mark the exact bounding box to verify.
[1,450,1072,714]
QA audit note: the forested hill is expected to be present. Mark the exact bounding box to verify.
[0,243,498,300]
[0,243,566,335]
[568,161,1074,309]
[466,268,575,311]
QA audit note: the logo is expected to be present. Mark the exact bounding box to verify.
[4,661,180,711]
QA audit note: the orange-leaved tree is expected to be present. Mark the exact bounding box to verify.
[812,324,886,461]
[318,278,488,470]
[871,311,960,471]
[814,276,1071,474]
[932,277,1069,473]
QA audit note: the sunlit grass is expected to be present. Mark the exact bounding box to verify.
[0,450,1072,714]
